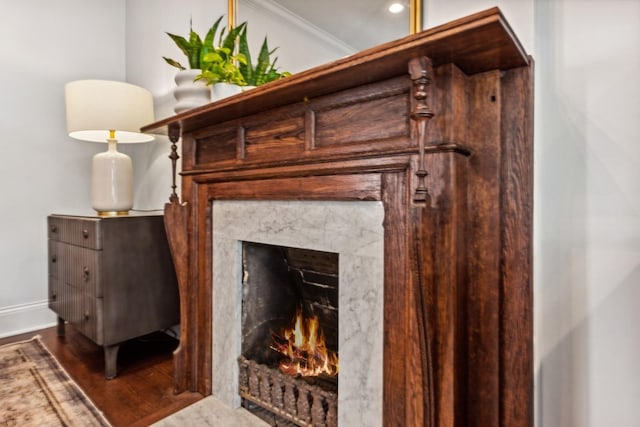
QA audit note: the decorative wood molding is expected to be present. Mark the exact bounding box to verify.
[168,123,181,203]
[163,199,191,393]
[147,8,533,426]
[409,56,435,204]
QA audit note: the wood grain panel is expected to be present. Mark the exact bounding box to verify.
[315,94,410,146]
[465,70,502,427]
[381,171,410,425]
[195,126,237,164]
[499,63,534,427]
[245,114,305,157]
[206,174,382,202]
[163,200,191,394]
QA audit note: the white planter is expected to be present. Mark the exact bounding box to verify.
[173,69,211,114]
[212,83,242,101]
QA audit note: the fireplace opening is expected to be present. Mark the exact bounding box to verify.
[239,241,339,426]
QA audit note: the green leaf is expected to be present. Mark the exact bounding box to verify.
[220,22,246,61]
[166,32,191,58]
[202,52,223,63]
[162,57,185,70]
[254,37,271,84]
[201,16,223,66]
[238,26,253,85]
[187,28,203,68]
[235,53,247,65]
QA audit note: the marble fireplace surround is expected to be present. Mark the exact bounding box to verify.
[212,200,384,426]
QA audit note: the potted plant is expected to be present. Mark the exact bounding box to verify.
[164,16,244,112]
[237,26,291,88]
[165,17,291,107]
[194,22,249,100]
[163,16,222,71]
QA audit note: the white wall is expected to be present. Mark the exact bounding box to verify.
[0,0,126,337]
[428,1,640,425]
[4,1,639,425]
[533,1,640,426]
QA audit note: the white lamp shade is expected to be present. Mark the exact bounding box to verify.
[65,80,155,143]
[65,79,155,215]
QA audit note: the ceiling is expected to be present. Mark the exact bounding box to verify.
[270,0,410,51]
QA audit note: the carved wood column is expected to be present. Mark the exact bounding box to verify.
[163,123,192,393]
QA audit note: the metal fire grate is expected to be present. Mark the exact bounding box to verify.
[238,356,338,427]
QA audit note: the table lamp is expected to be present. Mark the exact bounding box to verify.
[65,80,155,216]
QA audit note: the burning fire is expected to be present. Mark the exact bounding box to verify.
[271,306,339,377]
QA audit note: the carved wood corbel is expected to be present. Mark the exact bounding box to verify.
[408,56,437,427]
[409,56,435,204]
[168,123,181,203]
[163,122,192,393]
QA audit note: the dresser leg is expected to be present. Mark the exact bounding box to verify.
[56,317,65,337]
[104,344,120,379]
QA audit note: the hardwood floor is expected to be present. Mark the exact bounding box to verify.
[0,325,202,426]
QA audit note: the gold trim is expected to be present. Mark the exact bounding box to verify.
[228,0,237,30]
[410,0,422,35]
[228,1,422,37]
[97,210,129,217]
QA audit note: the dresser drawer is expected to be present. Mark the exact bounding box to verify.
[48,240,103,298]
[78,295,104,345]
[49,277,73,322]
[50,278,84,328]
[48,215,102,249]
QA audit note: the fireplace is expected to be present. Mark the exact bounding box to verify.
[145,8,533,427]
[240,242,339,425]
[211,200,384,426]
[240,242,339,372]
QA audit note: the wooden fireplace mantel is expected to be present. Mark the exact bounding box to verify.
[143,7,533,427]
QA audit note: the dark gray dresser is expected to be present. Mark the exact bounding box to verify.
[47,213,179,379]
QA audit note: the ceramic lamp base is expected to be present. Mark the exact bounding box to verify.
[92,139,133,214]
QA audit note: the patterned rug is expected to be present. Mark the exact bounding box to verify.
[0,336,110,426]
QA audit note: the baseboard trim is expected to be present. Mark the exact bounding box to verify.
[0,300,57,339]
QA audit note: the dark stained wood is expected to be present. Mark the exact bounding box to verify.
[498,61,534,427]
[142,8,527,137]
[465,70,503,427]
[420,151,470,427]
[164,200,192,393]
[205,174,382,201]
[380,171,411,425]
[145,7,533,427]
[194,183,213,395]
[0,326,202,427]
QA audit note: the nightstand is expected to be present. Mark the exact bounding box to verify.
[47,213,179,379]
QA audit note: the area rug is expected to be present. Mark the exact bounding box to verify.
[0,336,110,426]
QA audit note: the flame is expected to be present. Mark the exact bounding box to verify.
[271,306,339,377]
